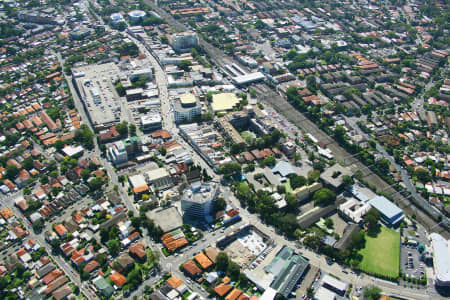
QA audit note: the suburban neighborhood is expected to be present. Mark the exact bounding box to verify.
[0,0,448,300]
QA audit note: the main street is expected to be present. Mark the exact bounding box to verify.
[115,4,443,300]
[124,32,217,179]
[60,2,446,299]
[141,0,450,237]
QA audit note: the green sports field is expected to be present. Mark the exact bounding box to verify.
[358,226,400,278]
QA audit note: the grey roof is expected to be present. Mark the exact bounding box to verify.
[37,263,55,278]
[349,183,376,203]
[263,167,281,186]
[335,224,361,250]
[265,247,309,297]
[321,235,337,247]
[320,164,352,188]
[368,196,403,220]
[321,274,348,293]
[271,161,296,178]
[430,233,450,285]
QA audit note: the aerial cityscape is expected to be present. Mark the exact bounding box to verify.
[0,0,448,300]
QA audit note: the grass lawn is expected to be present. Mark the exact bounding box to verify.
[241,131,255,141]
[358,226,400,279]
[283,180,293,193]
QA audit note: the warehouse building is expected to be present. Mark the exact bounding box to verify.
[211,93,241,113]
[264,246,309,298]
[368,195,404,227]
[145,168,172,190]
[429,233,450,286]
[232,72,265,86]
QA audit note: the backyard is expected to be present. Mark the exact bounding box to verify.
[358,226,400,279]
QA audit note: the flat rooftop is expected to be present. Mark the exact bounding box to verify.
[430,233,450,285]
[182,182,218,204]
[72,62,122,131]
[211,93,241,113]
[146,206,183,233]
[320,164,352,188]
[368,195,403,219]
[180,92,196,105]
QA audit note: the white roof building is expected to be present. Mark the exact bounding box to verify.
[62,145,84,157]
[430,233,450,286]
[314,286,336,300]
[321,274,348,294]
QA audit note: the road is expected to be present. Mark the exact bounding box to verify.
[142,0,249,74]
[344,116,449,236]
[252,83,449,238]
[217,186,435,300]
[0,192,95,300]
[62,1,446,299]
[140,0,450,238]
[126,2,448,298]
[80,6,219,297]
[124,32,217,179]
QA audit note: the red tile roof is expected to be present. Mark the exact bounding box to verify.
[183,260,202,276]
[110,272,127,287]
[214,284,232,297]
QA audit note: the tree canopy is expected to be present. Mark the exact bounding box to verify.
[313,188,336,206]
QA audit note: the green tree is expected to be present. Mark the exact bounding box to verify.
[263,156,276,167]
[81,169,91,181]
[349,230,366,250]
[115,82,125,96]
[364,208,381,236]
[227,262,240,281]
[219,162,241,177]
[74,124,94,149]
[363,286,382,300]
[230,143,242,155]
[334,125,347,144]
[289,174,307,189]
[100,228,109,244]
[324,218,334,229]
[216,252,229,272]
[81,271,90,281]
[88,177,103,191]
[159,146,166,156]
[129,123,136,135]
[127,265,143,287]
[22,157,34,170]
[115,121,128,136]
[313,188,336,206]
[306,75,317,91]
[214,197,227,212]
[179,60,192,72]
[160,36,169,44]
[415,168,431,182]
[32,218,45,233]
[293,151,302,164]
[5,164,19,180]
[107,239,120,256]
[342,175,354,187]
